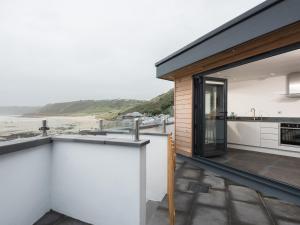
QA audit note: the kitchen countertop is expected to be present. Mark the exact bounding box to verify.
[227,117,300,123]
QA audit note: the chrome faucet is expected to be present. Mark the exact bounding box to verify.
[250,108,256,120]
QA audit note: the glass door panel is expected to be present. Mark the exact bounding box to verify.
[204,79,226,156]
[194,77,227,157]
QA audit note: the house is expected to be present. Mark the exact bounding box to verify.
[156,0,300,191]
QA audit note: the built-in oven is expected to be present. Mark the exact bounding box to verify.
[280,123,300,146]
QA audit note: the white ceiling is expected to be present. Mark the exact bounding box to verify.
[208,48,300,82]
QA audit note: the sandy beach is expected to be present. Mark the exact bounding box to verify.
[0,115,101,138]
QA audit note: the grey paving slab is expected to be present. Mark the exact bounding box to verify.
[196,190,226,208]
[202,175,225,190]
[147,208,187,225]
[34,210,91,225]
[277,220,300,225]
[175,177,209,194]
[191,206,227,225]
[229,185,259,203]
[180,168,202,180]
[210,148,300,188]
[33,210,63,225]
[265,198,300,222]
[176,157,185,164]
[176,163,182,171]
[146,200,160,224]
[231,200,271,225]
[160,191,194,212]
[59,218,91,225]
[175,177,194,193]
[148,158,300,225]
[182,163,201,170]
[204,169,221,177]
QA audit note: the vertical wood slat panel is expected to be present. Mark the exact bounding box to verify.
[174,76,193,156]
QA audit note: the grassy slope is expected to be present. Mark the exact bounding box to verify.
[34,89,174,119]
[121,89,174,116]
[37,99,145,119]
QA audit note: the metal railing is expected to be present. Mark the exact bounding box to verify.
[0,116,174,142]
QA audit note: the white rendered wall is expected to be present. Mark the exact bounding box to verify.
[107,133,168,201]
[0,145,52,225]
[141,124,174,134]
[143,135,167,201]
[51,141,146,225]
[228,75,300,117]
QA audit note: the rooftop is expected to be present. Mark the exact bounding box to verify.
[148,156,300,225]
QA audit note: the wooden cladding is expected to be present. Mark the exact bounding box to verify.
[165,21,300,80]
[174,76,193,156]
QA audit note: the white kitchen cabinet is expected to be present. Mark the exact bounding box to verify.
[228,121,280,148]
[260,128,279,135]
[228,121,300,157]
[260,133,278,140]
[260,122,279,129]
[261,139,279,149]
[260,122,279,149]
[228,121,260,146]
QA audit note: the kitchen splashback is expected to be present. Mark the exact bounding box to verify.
[228,75,300,117]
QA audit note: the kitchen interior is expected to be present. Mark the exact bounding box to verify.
[208,48,300,187]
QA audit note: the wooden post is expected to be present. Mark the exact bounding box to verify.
[167,133,176,225]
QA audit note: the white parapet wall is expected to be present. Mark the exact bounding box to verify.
[51,138,146,225]
[0,135,149,225]
[107,133,168,201]
[0,139,52,225]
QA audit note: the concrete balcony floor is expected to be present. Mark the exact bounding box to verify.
[147,157,300,225]
[33,210,91,225]
[210,148,300,188]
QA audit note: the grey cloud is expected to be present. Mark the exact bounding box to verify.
[0,0,264,106]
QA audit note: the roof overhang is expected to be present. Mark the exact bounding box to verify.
[155,0,300,80]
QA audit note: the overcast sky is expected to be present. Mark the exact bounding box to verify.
[0,0,264,106]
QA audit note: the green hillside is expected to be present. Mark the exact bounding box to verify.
[32,89,174,119]
[36,99,145,119]
[122,89,174,116]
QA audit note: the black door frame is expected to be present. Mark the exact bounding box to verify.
[193,75,227,157]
